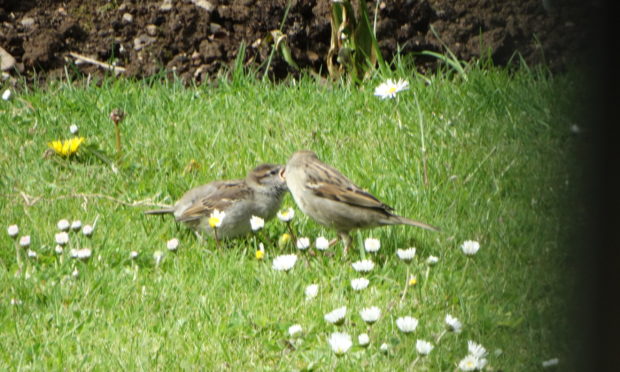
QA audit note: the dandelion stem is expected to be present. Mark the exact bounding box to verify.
[435,329,448,344]
[398,266,411,305]
[411,356,420,368]
[285,221,297,243]
[14,242,23,276]
[214,228,221,250]
[114,123,122,157]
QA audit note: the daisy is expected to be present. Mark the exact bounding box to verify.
[57,219,70,231]
[352,259,375,272]
[277,207,295,222]
[8,224,19,238]
[315,236,329,250]
[54,245,63,254]
[350,277,369,291]
[296,237,310,250]
[153,250,164,265]
[69,124,79,134]
[380,343,390,353]
[70,220,82,231]
[461,240,480,255]
[358,333,370,346]
[445,314,462,333]
[305,284,319,300]
[10,298,22,306]
[278,233,292,247]
[374,78,409,99]
[324,306,347,325]
[130,251,139,259]
[328,332,352,355]
[396,247,416,261]
[2,88,11,100]
[209,209,226,228]
[364,238,380,253]
[416,339,434,355]
[72,268,79,277]
[249,215,264,231]
[19,235,30,248]
[288,324,303,337]
[272,254,297,271]
[55,232,69,245]
[359,306,381,324]
[426,255,439,265]
[27,249,37,258]
[458,355,480,371]
[467,340,487,358]
[82,225,94,237]
[166,238,179,251]
[72,248,92,260]
[542,358,559,368]
[396,316,419,333]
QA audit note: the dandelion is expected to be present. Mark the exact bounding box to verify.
[55,232,69,246]
[461,240,480,256]
[288,324,303,337]
[324,306,347,325]
[350,277,369,291]
[426,255,439,265]
[374,78,409,99]
[255,242,265,260]
[54,245,63,254]
[364,237,380,253]
[2,88,11,100]
[296,237,310,250]
[208,209,225,229]
[70,220,82,231]
[359,306,381,324]
[305,284,319,300]
[82,225,94,237]
[69,124,79,134]
[396,316,419,333]
[272,254,297,271]
[408,276,418,286]
[27,249,37,258]
[397,247,416,261]
[130,251,139,259]
[278,233,292,248]
[47,137,85,157]
[358,333,370,346]
[352,259,375,272]
[468,341,487,358]
[277,207,295,222]
[445,314,462,333]
[249,215,264,231]
[57,219,70,231]
[19,235,30,248]
[542,358,560,368]
[166,238,179,251]
[328,332,352,355]
[315,236,329,251]
[153,250,164,266]
[416,339,434,355]
[7,224,18,238]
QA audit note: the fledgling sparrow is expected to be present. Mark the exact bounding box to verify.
[282,150,439,252]
[145,164,288,239]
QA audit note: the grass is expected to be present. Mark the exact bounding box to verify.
[0,64,583,370]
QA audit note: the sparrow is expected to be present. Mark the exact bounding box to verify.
[145,163,288,239]
[282,150,439,252]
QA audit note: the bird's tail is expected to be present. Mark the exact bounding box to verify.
[391,216,441,232]
[144,208,175,216]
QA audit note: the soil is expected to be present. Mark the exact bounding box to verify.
[0,0,602,84]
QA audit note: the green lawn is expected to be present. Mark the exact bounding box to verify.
[0,65,581,370]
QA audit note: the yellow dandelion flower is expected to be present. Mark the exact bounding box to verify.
[47,137,85,157]
[408,276,418,286]
[278,233,292,248]
[255,250,265,260]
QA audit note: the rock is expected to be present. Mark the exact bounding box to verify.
[21,17,35,27]
[0,47,16,71]
[122,13,133,23]
[192,0,215,12]
[160,0,173,11]
[146,24,157,36]
[134,35,157,51]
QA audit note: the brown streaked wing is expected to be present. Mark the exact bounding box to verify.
[176,181,252,222]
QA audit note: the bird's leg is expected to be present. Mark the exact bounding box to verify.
[338,232,352,255]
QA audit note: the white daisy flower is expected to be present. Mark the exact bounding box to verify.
[19,235,30,248]
[458,355,480,371]
[72,248,92,260]
[10,298,22,306]
[69,124,79,134]
[70,220,82,231]
[461,240,480,255]
[468,340,487,358]
[72,268,79,277]
[324,306,347,325]
[396,247,416,261]
[277,207,295,222]
[416,339,434,355]
[7,224,19,238]
[352,259,375,272]
[359,306,381,324]
[296,237,310,250]
[380,343,390,353]
[328,332,352,355]
[364,237,380,252]
[130,251,139,259]
[54,245,63,254]
[208,209,226,228]
[426,255,439,265]
[358,333,370,346]
[2,88,11,100]
[153,250,164,265]
[55,232,69,246]
[396,316,419,333]
[249,215,264,231]
[315,236,329,250]
[288,324,303,337]
[166,238,179,251]
[57,219,70,231]
[305,284,319,300]
[27,249,37,258]
[350,277,369,291]
[272,254,297,271]
[82,225,94,237]
[374,78,409,99]
[542,358,560,368]
[445,314,462,333]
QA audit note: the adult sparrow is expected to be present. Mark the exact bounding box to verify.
[145,164,288,239]
[282,150,439,252]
